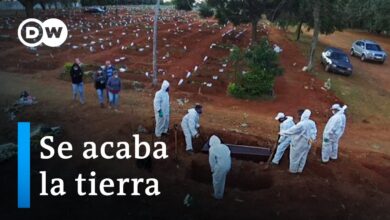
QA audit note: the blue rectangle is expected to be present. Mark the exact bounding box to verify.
[18,122,30,208]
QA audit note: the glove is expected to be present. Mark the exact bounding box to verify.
[158,110,163,118]
[323,138,329,143]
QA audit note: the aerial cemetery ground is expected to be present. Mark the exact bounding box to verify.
[0,6,389,219]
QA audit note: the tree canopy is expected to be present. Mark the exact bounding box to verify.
[172,0,195,11]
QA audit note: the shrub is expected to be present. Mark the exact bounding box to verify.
[64,62,73,73]
[59,62,73,81]
[228,68,275,98]
[244,39,283,77]
[228,38,283,99]
[199,2,214,18]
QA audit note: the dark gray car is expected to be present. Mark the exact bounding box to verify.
[321,47,353,76]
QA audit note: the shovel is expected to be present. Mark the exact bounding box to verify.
[264,135,280,170]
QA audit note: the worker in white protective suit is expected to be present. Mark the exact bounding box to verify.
[322,104,347,163]
[153,80,170,138]
[181,104,202,154]
[209,135,231,200]
[272,113,295,165]
[281,109,317,173]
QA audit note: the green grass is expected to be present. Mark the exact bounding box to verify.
[287,31,390,122]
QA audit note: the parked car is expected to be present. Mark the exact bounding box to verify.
[350,40,387,64]
[321,47,353,76]
[84,6,106,14]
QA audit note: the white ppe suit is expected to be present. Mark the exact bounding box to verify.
[181,108,200,151]
[209,135,231,199]
[281,110,317,173]
[322,105,347,162]
[272,116,295,164]
[154,80,170,137]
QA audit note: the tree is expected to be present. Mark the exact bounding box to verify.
[273,0,311,41]
[152,0,161,86]
[275,0,347,71]
[345,0,390,34]
[173,0,195,11]
[208,0,279,44]
[306,0,320,71]
[198,2,214,18]
[228,39,283,99]
[18,0,37,17]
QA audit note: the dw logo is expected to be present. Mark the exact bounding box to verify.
[18,18,68,47]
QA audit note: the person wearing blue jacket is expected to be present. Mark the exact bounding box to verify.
[103,60,116,102]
